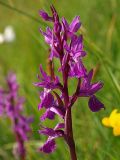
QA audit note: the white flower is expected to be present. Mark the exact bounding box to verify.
[4,26,15,43]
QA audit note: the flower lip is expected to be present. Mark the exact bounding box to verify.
[38,91,54,110]
[40,139,56,153]
[39,123,64,153]
[88,95,105,112]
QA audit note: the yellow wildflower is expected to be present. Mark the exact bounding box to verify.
[102,109,120,136]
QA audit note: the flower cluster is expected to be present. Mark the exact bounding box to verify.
[0,73,33,159]
[102,109,120,136]
[35,5,104,154]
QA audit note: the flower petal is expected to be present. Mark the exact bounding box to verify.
[54,123,64,130]
[40,109,55,121]
[39,128,56,137]
[50,106,65,118]
[113,126,120,136]
[89,82,103,95]
[102,117,110,127]
[40,139,56,153]
[39,10,53,21]
[69,16,81,32]
[39,91,54,110]
[88,95,105,112]
[69,60,87,78]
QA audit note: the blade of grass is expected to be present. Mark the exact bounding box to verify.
[106,67,120,97]
[0,1,45,25]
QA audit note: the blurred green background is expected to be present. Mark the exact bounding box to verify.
[0,0,120,159]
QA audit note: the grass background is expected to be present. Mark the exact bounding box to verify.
[0,0,120,159]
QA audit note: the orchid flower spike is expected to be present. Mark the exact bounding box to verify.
[34,5,104,159]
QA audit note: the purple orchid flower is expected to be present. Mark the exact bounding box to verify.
[35,5,104,159]
[62,16,81,36]
[39,123,64,153]
[0,73,33,160]
[34,65,61,89]
[38,88,65,121]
